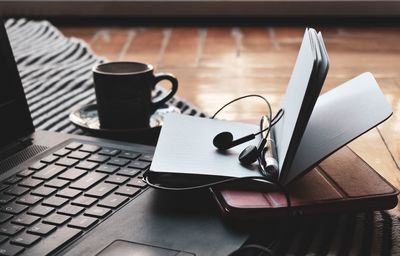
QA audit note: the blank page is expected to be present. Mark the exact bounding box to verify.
[285,72,393,184]
[150,114,264,178]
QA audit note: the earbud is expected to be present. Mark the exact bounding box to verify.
[210,95,284,170]
[238,145,259,165]
[213,132,255,150]
[213,132,233,150]
[238,137,267,165]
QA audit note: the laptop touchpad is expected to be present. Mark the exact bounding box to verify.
[96,240,195,256]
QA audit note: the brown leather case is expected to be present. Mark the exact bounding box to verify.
[211,146,399,220]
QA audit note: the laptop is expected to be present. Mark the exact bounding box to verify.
[0,22,248,256]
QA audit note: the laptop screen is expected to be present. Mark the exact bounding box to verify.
[0,21,34,147]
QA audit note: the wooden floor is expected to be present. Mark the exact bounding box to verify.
[59,25,400,214]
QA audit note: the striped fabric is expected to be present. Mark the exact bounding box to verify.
[5,19,400,256]
[4,18,204,135]
[244,211,400,255]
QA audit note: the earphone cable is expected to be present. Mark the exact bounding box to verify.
[211,94,284,141]
[143,174,277,191]
[211,94,272,120]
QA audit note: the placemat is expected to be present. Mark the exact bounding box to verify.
[5,18,400,256]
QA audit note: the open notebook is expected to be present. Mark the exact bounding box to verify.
[147,28,393,188]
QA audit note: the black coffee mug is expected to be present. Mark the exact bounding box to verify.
[93,61,178,129]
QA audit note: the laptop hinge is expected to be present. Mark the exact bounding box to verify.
[0,136,33,160]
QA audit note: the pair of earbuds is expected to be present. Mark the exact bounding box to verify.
[212,109,283,166]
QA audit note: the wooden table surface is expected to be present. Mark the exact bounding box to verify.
[59,25,400,215]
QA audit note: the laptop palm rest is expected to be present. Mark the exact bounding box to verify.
[97,240,194,256]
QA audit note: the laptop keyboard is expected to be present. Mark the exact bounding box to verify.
[0,140,152,256]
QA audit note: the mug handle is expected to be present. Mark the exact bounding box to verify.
[151,73,178,111]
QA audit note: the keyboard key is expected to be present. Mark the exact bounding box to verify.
[0,195,14,205]
[16,170,34,178]
[67,151,90,160]
[79,144,100,153]
[42,196,68,208]
[96,165,118,174]
[0,215,11,227]
[70,172,107,190]
[0,235,6,244]
[27,227,81,255]
[72,196,97,207]
[31,186,56,197]
[58,205,84,216]
[45,179,69,189]
[53,148,71,157]
[0,203,28,215]
[105,175,129,185]
[117,168,140,177]
[11,214,39,226]
[29,162,46,171]
[0,243,24,256]
[68,216,98,230]
[16,195,42,206]
[0,224,23,236]
[0,214,12,224]
[85,183,117,198]
[4,186,29,197]
[115,186,141,197]
[65,142,82,150]
[4,176,21,185]
[87,155,110,163]
[107,158,129,167]
[44,214,71,226]
[128,161,150,170]
[75,161,98,170]
[27,223,56,236]
[40,155,59,164]
[58,168,87,181]
[139,154,153,162]
[28,205,54,217]
[32,165,66,180]
[119,151,141,160]
[0,185,8,193]
[56,188,81,199]
[18,178,43,188]
[84,207,111,218]
[98,194,128,209]
[55,158,78,168]
[11,233,40,247]
[127,178,147,188]
[98,148,120,156]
